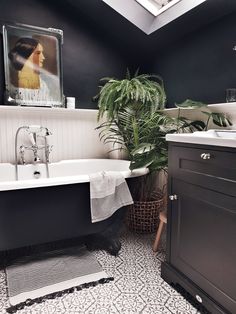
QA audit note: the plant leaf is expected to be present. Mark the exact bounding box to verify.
[176,99,206,109]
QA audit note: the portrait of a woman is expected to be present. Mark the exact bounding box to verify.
[3,23,63,107]
[8,37,45,89]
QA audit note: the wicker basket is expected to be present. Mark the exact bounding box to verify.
[127,190,164,234]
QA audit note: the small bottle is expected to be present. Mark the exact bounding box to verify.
[66,97,76,109]
[226,89,236,103]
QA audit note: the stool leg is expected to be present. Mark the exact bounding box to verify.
[153,221,164,252]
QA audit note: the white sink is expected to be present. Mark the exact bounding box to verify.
[166,130,236,147]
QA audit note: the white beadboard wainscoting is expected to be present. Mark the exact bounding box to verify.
[0,103,235,164]
[0,106,109,164]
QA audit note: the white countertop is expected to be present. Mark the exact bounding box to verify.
[166,130,236,148]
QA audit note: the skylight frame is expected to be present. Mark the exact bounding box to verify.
[136,0,181,17]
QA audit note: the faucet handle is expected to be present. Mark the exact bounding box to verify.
[45,129,52,136]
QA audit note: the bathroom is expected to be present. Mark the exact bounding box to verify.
[0,0,236,313]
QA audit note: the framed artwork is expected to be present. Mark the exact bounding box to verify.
[2,23,64,107]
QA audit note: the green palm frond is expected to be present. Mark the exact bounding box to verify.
[95,69,232,201]
[95,70,166,121]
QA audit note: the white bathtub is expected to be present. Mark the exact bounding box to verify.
[0,159,148,191]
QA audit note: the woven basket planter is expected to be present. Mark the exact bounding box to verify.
[127,190,164,234]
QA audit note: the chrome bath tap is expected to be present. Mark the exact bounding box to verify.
[15,125,53,180]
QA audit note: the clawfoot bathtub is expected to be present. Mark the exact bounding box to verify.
[0,159,148,258]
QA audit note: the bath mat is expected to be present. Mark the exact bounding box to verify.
[5,246,113,313]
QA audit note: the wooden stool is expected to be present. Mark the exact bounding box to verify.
[153,210,167,252]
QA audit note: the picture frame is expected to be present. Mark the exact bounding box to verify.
[2,23,64,107]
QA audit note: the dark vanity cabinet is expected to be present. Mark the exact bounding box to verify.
[161,142,236,314]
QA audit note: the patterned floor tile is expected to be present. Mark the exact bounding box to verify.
[84,303,118,314]
[140,283,170,306]
[142,304,173,314]
[90,281,120,300]
[0,229,202,314]
[114,293,146,313]
[165,295,199,314]
[115,275,144,294]
[116,260,144,277]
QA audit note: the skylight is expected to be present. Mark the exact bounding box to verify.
[136,0,181,16]
[103,0,208,34]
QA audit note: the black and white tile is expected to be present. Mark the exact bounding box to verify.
[0,230,201,313]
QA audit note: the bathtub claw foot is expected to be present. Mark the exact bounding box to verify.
[106,239,121,256]
[85,235,121,256]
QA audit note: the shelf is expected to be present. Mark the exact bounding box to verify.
[165,102,236,128]
[0,102,235,120]
[165,102,236,112]
[0,105,98,118]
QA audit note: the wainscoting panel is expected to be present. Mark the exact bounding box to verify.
[0,106,109,164]
[0,103,234,164]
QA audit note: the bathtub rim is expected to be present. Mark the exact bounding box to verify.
[0,159,149,191]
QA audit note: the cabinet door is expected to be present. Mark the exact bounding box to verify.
[170,179,236,314]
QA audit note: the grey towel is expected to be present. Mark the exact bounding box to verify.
[89,171,133,223]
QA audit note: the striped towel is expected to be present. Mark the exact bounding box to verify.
[89,171,133,223]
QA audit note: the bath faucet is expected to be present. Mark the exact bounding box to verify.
[15,125,53,180]
[26,126,52,164]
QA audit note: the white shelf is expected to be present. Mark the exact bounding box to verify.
[165,102,236,111]
[164,102,236,120]
[0,102,234,119]
[0,105,98,118]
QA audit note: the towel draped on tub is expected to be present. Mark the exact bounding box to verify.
[89,171,133,223]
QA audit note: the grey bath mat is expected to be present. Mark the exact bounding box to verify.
[5,246,113,313]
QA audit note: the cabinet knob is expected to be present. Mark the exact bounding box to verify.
[200,153,211,160]
[169,194,178,201]
[196,295,203,303]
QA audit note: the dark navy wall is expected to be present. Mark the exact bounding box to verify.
[150,11,236,107]
[0,0,136,109]
[1,0,236,109]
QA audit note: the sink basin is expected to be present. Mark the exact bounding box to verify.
[166,130,236,147]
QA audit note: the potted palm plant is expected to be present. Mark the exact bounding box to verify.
[95,71,232,233]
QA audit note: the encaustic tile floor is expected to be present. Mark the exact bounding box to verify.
[0,229,201,314]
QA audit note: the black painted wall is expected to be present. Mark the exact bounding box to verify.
[0,0,138,109]
[150,10,236,107]
[1,0,236,109]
